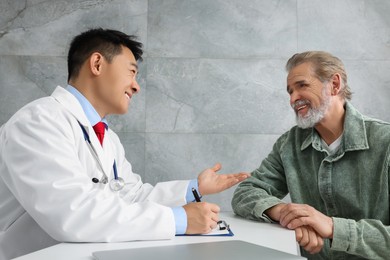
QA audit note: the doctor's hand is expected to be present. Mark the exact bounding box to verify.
[197,163,250,195]
[183,202,220,234]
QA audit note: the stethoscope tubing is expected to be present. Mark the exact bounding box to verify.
[78,122,122,190]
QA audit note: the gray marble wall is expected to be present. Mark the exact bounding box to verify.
[1,0,389,210]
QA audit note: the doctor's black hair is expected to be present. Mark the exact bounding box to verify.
[67,28,143,82]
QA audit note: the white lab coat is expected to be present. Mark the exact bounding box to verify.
[0,86,189,260]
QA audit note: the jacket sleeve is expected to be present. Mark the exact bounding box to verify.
[231,133,289,222]
[331,218,390,259]
[0,103,181,243]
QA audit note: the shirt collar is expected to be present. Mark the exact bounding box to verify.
[66,85,108,127]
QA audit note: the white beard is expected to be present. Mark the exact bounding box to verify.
[294,87,331,129]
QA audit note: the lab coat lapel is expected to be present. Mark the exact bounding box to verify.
[87,124,117,178]
[89,128,113,177]
[50,86,112,177]
[102,130,116,177]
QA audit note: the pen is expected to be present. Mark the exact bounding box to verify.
[192,188,201,202]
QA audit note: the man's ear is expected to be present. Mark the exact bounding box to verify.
[330,73,342,96]
[89,52,104,76]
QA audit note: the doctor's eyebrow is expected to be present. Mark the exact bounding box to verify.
[130,62,138,70]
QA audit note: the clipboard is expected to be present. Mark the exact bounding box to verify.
[177,220,234,236]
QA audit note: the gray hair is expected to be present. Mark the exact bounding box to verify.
[286,51,352,100]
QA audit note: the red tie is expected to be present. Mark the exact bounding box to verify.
[93,122,106,146]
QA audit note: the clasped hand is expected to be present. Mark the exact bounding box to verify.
[267,203,334,254]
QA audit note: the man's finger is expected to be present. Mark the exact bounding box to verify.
[295,227,303,242]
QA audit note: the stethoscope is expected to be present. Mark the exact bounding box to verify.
[78,122,125,191]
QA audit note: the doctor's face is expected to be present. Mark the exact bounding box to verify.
[97,46,140,116]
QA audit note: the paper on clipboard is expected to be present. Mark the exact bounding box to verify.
[177,220,234,237]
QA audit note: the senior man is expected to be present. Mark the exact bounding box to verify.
[232,51,390,259]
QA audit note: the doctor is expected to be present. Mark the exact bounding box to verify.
[0,28,249,260]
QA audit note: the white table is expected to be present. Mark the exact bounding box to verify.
[13,212,300,260]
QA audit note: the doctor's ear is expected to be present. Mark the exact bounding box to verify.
[89,52,104,76]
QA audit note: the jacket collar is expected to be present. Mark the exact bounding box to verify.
[301,101,369,152]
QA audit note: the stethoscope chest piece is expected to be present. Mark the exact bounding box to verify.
[109,177,125,191]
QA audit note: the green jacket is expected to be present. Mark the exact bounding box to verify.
[232,102,390,259]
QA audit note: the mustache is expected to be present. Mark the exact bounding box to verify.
[291,99,311,110]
